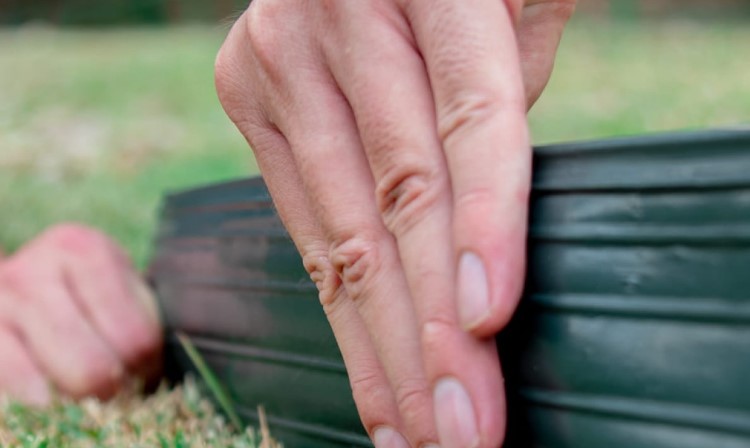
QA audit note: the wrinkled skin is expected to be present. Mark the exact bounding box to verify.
[0,224,162,405]
[216,1,575,446]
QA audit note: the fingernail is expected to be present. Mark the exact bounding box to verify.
[373,426,410,448]
[434,378,479,448]
[457,251,490,330]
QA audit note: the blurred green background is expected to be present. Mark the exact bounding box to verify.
[1,0,749,266]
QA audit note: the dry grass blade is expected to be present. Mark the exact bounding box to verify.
[258,406,273,448]
[176,332,282,447]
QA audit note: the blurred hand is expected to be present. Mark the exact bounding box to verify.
[0,224,162,405]
[216,1,574,446]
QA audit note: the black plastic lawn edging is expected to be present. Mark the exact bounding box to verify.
[149,129,750,448]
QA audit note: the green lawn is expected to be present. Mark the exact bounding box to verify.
[0,377,277,447]
[0,25,252,265]
[1,18,749,266]
[530,18,750,143]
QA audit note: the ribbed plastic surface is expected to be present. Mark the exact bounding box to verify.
[149,130,750,447]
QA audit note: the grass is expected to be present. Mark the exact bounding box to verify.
[0,25,253,265]
[0,19,749,265]
[529,18,750,143]
[177,333,242,431]
[0,337,282,448]
[0,377,275,448]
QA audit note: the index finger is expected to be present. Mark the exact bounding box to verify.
[405,1,530,446]
[407,0,531,336]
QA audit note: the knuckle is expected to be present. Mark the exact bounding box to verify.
[215,12,277,142]
[349,370,394,430]
[244,2,286,77]
[454,182,530,227]
[421,315,455,355]
[302,249,343,309]
[393,377,432,424]
[214,45,241,107]
[437,91,526,144]
[328,234,382,302]
[215,20,262,121]
[349,368,387,398]
[375,161,445,235]
[454,186,496,217]
[44,223,107,257]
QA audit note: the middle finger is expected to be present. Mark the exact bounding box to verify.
[324,6,506,447]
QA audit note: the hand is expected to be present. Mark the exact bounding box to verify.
[216,1,574,446]
[0,224,162,405]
